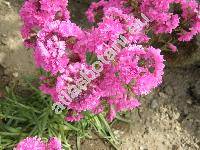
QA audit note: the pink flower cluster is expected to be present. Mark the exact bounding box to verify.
[140,0,200,41]
[19,0,167,122]
[85,0,132,23]
[20,0,70,48]
[15,137,62,150]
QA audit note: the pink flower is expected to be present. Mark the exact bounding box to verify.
[16,137,62,150]
[85,0,107,23]
[178,20,200,41]
[19,0,168,122]
[133,46,165,95]
[115,45,165,95]
[168,43,178,52]
[65,111,84,122]
[86,0,132,23]
[47,137,62,150]
[35,20,83,75]
[140,0,180,34]
[20,0,70,48]
[140,0,200,40]
[16,137,46,150]
[107,105,116,122]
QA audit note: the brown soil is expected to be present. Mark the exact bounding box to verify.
[0,0,38,92]
[0,0,199,150]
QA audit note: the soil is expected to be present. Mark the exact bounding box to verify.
[0,0,37,92]
[0,0,199,150]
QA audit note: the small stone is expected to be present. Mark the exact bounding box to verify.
[0,52,6,64]
[173,112,180,120]
[197,142,200,147]
[113,130,120,138]
[1,34,7,37]
[120,131,124,135]
[2,1,11,9]
[183,108,189,115]
[165,134,170,139]
[12,72,19,78]
[144,127,151,135]
[175,125,181,131]
[186,99,192,105]
[159,92,168,99]
[194,143,199,149]
[172,145,180,150]
[139,146,148,150]
[0,39,7,45]
[150,99,158,109]
[90,143,94,146]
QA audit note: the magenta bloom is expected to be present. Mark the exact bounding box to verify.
[140,0,200,41]
[16,137,46,150]
[35,20,83,75]
[19,0,168,122]
[47,137,62,150]
[168,43,178,53]
[86,0,132,23]
[15,137,62,150]
[20,0,70,48]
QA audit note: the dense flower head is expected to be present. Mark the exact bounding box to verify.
[47,137,62,150]
[140,0,180,34]
[113,45,165,95]
[22,0,200,123]
[168,43,178,52]
[103,7,150,44]
[86,0,132,23]
[20,0,70,48]
[16,137,46,150]
[35,20,83,75]
[140,0,200,41]
[15,137,62,150]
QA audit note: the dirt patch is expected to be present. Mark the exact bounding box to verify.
[117,67,200,150]
[0,0,199,150]
[0,0,38,90]
[79,67,200,150]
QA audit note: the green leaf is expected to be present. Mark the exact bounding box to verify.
[86,51,98,65]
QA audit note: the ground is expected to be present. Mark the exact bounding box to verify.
[0,0,199,150]
[0,0,37,91]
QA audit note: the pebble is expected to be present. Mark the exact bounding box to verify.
[1,34,7,38]
[173,112,180,120]
[150,99,158,109]
[186,99,192,105]
[113,130,120,138]
[183,108,189,115]
[0,39,7,45]
[0,52,6,64]
[139,146,148,150]
[2,1,11,9]
[12,72,19,78]
[165,134,170,139]
[194,143,199,149]
[159,92,168,99]
[174,125,181,132]
[172,145,180,150]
